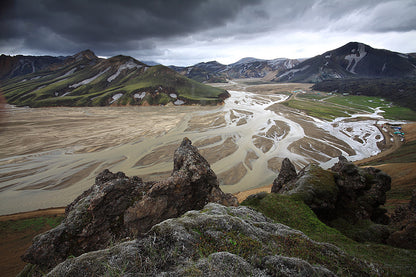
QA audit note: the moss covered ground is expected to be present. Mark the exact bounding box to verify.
[242,193,416,276]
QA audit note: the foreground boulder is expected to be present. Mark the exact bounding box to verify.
[331,156,391,224]
[271,156,392,243]
[272,156,391,223]
[21,137,237,271]
[45,203,379,276]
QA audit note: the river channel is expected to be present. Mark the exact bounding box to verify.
[0,82,394,214]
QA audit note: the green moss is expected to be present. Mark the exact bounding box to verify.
[0,216,63,233]
[242,194,341,242]
[328,218,390,244]
[195,230,261,260]
[242,193,416,275]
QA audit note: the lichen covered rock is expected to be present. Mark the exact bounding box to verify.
[272,159,339,219]
[331,156,391,224]
[271,156,392,244]
[21,138,237,271]
[272,156,391,224]
[46,203,377,276]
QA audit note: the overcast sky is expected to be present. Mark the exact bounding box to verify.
[1,0,415,66]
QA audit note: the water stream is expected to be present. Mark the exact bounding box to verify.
[0,88,398,214]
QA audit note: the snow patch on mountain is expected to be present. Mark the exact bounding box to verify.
[62,67,77,78]
[174,99,185,105]
[110,93,123,104]
[344,43,367,74]
[397,53,408,59]
[107,60,143,82]
[134,92,146,99]
[69,67,110,88]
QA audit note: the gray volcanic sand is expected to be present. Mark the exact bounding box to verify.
[0,81,392,214]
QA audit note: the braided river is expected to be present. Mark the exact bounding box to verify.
[0,82,401,214]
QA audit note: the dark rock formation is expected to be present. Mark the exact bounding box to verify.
[45,203,377,276]
[123,137,237,236]
[272,159,339,219]
[387,190,416,249]
[21,138,237,271]
[271,156,392,243]
[331,156,391,224]
[271,157,298,193]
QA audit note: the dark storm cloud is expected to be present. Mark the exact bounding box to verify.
[0,0,415,62]
[0,0,262,55]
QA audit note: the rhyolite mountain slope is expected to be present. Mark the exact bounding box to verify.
[273,42,416,83]
[170,57,301,83]
[0,51,229,107]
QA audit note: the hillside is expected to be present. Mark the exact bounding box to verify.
[0,51,229,107]
[170,57,300,83]
[273,42,416,83]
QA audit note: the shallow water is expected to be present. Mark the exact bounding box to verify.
[0,83,397,214]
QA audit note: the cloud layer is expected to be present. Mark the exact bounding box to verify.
[1,0,415,65]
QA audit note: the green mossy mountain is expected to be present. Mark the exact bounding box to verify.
[0,51,229,107]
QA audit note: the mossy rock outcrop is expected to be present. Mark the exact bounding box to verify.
[44,203,377,276]
[271,156,392,244]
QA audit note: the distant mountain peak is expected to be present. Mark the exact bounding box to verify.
[72,49,98,62]
[273,41,416,82]
[232,57,265,65]
[196,60,223,66]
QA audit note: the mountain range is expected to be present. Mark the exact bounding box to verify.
[170,42,416,83]
[0,51,229,107]
[273,42,416,82]
[1,42,415,107]
[170,57,302,83]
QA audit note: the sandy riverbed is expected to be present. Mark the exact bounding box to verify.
[0,82,402,215]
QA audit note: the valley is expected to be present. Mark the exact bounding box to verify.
[0,81,408,215]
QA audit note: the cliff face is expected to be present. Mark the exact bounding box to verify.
[21,138,237,272]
